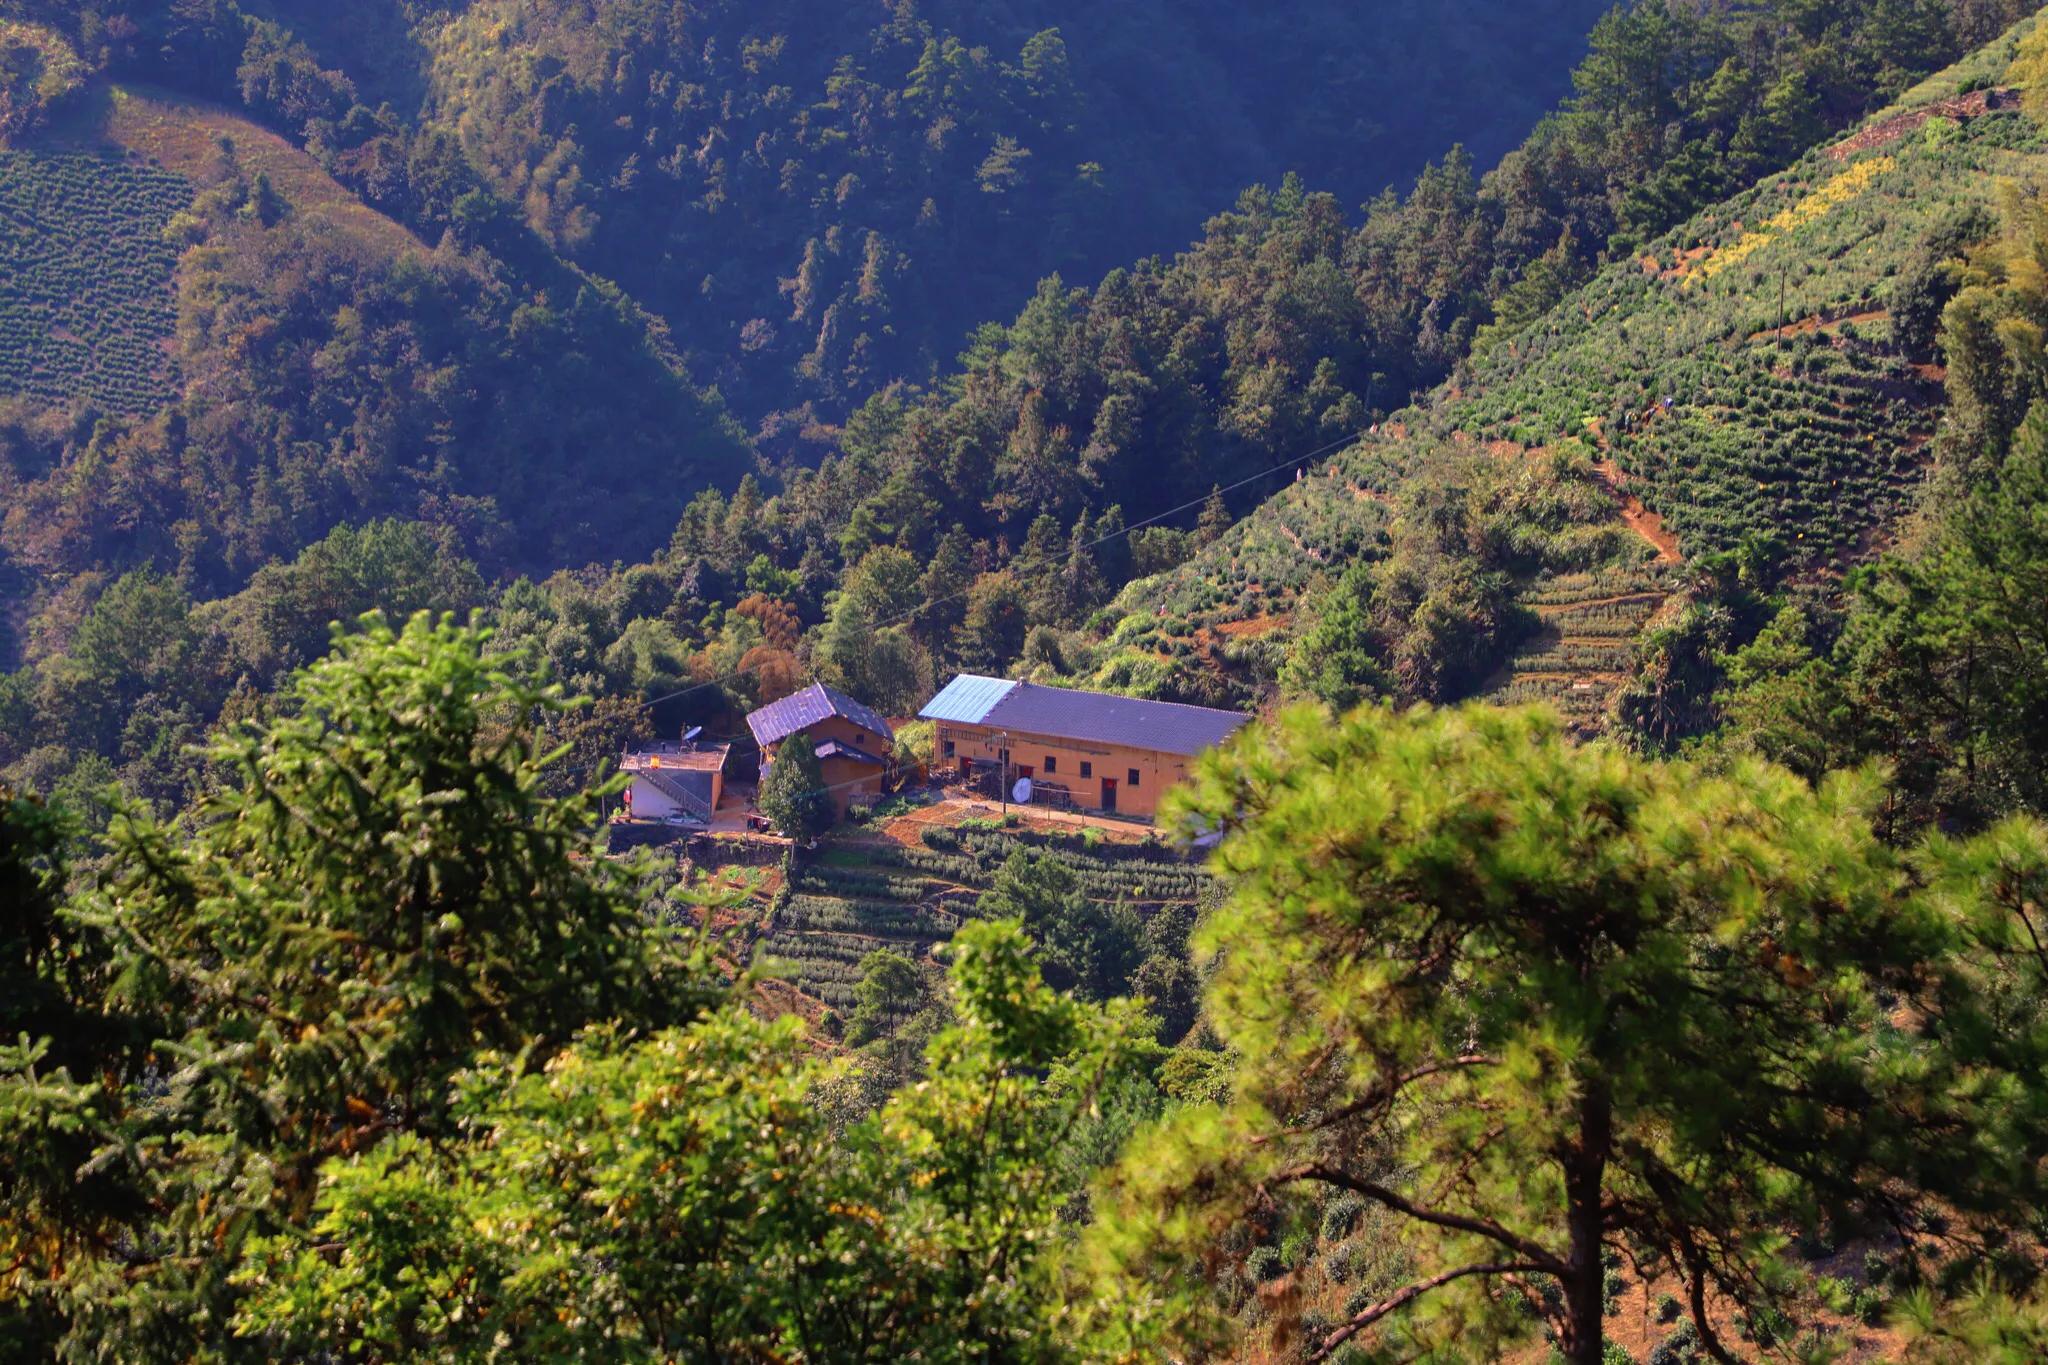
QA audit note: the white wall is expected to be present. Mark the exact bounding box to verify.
[628,775,683,821]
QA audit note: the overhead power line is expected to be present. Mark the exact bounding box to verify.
[630,424,1374,716]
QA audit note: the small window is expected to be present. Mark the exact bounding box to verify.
[1044,756,1057,774]
[943,739,956,758]
[1128,768,1141,787]
[1080,761,1092,779]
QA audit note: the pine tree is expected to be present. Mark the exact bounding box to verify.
[1195,484,1231,545]
[1089,703,2048,1364]
[914,528,974,656]
[4,613,716,1358]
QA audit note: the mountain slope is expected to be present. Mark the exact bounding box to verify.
[0,76,751,614]
[1106,13,2048,724]
[392,0,1619,427]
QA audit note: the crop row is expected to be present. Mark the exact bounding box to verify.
[775,892,954,939]
[0,148,192,414]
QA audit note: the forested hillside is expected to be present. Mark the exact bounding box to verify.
[1,0,2025,816]
[26,0,1623,428]
[1104,12,2048,749]
[0,74,751,614]
[17,6,2048,1365]
[406,0,1625,427]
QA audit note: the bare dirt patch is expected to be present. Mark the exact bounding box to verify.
[1591,460,1682,564]
[1827,86,2019,161]
[1750,306,1890,342]
[100,83,422,257]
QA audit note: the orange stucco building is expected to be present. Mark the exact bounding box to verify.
[919,675,1249,821]
[746,682,894,818]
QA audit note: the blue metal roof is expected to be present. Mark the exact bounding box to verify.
[746,682,894,750]
[920,674,1250,758]
[918,674,1020,724]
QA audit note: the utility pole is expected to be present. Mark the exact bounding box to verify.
[997,730,1012,817]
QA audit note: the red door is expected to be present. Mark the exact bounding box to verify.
[1101,777,1117,812]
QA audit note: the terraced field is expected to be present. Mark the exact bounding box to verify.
[0,146,189,412]
[0,78,430,418]
[750,818,1212,1011]
[1484,568,1675,726]
[1102,41,2041,729]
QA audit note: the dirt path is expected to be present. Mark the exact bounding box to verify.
[1591,461,1681,564]
[1209,613,1291,639]
[1749,306,1889,342]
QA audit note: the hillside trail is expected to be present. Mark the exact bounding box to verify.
[1476,422,1688,728]
[1749,306,1890,343]
[1826,86,2018,160]
[1581,418,1682,565]
[1532,591,1667,616]
[1590,460,1682,564]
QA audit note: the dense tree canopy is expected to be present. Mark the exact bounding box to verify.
[1089,704,2048,1363]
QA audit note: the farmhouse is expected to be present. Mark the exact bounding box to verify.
[620,736,731,827]
[919,674,1249,820]
[747,682,895,817]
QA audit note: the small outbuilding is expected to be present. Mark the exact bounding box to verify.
[620,736,731,827]
[746,682,895,818]
[919,674,1248,820]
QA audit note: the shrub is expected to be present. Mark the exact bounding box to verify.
[1244,1245,1283,1284]
[1647,1319,1702,1365]
[1321,1193,1367,1241]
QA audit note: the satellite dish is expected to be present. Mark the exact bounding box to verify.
[1012,777,1034,804]
[683,725,704,742]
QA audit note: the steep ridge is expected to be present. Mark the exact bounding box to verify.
[0,82,424,418]
[1106,15,2046,726]
[0,77,751,605]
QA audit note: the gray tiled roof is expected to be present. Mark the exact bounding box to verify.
[923,675,1249,758]
[746,682,894,749]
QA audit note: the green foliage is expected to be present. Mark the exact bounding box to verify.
[759,734,832,839]
[978,849,1142,1002]
[1,611,720,1357]
[754,823,1207,1015]
[1281,560,1391,710]
[0,21,85,137]
[1896,1274,2048,1361]
[848,946,928,1046]
[1137,20,2046,721]
[231,918,1147,1360]
[1719,402,2048,827]
[402,0,1614,425]
[1087,702,2048,1363]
